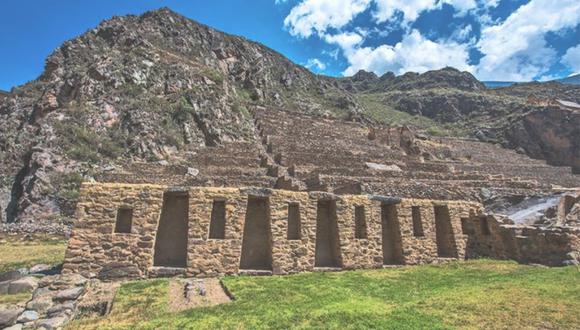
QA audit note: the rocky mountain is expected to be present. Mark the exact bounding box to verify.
[557,73,580,85]
[0,7,578,228]
[0,8,360,226]
[347,68,580,173]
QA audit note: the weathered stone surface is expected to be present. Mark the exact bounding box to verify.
[0,269,27,282]
[0,281,10,294]
[29,264,52,274]
[26,296,53,314]
[53,287,84,301]
[8,277,38,294]
[0,306,24,328]
[16,310,39,323]
[46,301,75,317]
[3,323,23,330]
[365,162,402,172]
[98,262,142,280]
[36,315,69,330]
[39,274,87,290]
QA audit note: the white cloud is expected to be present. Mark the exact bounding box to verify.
[305,58,327,71]
[323,48,340,59]
[476,0,580,81]
[373,0,436,23]
[451,24,473,42]
[284,0,482,38]
[441,0,477,15]
[283,0,580,80]
[562,44,580,73]
[372,0,477,23]
[323,31,364,49]
[335,29,474,76]
[284,0,372,38]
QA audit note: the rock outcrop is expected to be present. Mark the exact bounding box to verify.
[505,106,580,173]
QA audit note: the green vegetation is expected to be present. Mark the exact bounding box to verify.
[54,116,124,162]
[171,97,195,123]
[0,234,67,274]
[202,68,224,85]
[357,93,444,129]
[49,171,83,201]
[69,260,580,329]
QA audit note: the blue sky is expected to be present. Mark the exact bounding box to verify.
[0,0,579,90]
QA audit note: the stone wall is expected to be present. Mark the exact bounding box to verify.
[464,215,580,266]
[62,183,482,280]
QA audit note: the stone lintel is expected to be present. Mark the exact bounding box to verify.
[309,191,339,201]
[241,187,274,198]
[369,195,401,205]
[165,186,189,194]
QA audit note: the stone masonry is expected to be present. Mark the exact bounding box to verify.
[62,182,481,280]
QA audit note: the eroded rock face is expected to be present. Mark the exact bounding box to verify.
[505,107,580,173]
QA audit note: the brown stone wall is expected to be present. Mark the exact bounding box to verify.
[395,199,474,264]
[63,183,482,280]
[464,215,580,266]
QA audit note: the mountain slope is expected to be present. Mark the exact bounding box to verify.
[557,74,580,85]
[0,8,359,225]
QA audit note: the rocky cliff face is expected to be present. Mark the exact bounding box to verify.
[505,107,580,173]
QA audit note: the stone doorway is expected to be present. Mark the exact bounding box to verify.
[434,205,458,258]
[239,197,273,270]
[153,191,189,268]
[314,200,342,268]
[381,204,404,265]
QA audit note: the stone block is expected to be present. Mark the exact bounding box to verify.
[0,306,24,328]
[8,277,39,294]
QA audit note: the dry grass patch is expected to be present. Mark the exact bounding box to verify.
[0,291,32,305]
[0,234,67,273]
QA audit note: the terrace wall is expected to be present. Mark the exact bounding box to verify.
[62,183,482,280]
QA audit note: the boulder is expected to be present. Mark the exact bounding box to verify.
[3,324,23,330]
[8,277,39,294]
[36,315,69,330]
[39,274,87,290]
[29,264,52,274]
[365,162,402,172]
[0,269,28,282]
[186,167,199,176]
[26,296,53,314]
[46,301,75,317]
[16,310,39,323]
[0,280,10,294]
[98,262,142,280]
[53,287,84,301]
[0,306,24,328]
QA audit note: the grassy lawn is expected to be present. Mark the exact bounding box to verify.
[69,260,580,330]
[0,234,67,274]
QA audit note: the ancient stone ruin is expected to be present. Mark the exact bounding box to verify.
[61,107,580,279]
[63,183,480,279]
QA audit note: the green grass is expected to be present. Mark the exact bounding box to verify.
[69,260,580,330]
[357,93,445,129]
[0,234,67,274]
